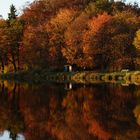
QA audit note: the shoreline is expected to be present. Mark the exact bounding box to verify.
[0,70,140,85]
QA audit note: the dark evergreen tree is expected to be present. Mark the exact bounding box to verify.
[8,4,17,20]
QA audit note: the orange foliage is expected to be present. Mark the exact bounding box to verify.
[22,24,49,68]
[89,121,111,140]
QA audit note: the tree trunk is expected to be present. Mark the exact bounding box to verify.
[12,55,17,72]
[17,56,20,71]
[17,47,20,71]
[13,62,17,72]
[1,59,4,74]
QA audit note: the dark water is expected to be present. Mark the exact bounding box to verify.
[0,81,140,140]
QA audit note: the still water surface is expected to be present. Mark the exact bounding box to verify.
[0,81,140,140]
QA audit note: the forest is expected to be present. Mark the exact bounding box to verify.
[0,0,140,73]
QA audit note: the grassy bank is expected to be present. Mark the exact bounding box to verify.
[71,71,140,85]
[0,69,76,83]
[0,70,140,85]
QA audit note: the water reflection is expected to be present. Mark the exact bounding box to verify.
[0,130,25,140]
[0,81,140,140]
[0,82,25,140]
[65,83,73,90]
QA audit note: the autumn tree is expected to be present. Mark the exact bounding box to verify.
[113,11,140,69]
[21,1,49,26]
[81,11,140,71]
[133,29,140,50]
[61,12,91,69]
[45,8,77,69]
[82,12,114,71]
[133,29,140,67]
[1,0,139,72]
[22,25,49,69]
[0,20,8,73]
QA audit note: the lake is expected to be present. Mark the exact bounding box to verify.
[0,81,140,140]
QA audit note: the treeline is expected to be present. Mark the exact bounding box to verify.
[0,0,140,73]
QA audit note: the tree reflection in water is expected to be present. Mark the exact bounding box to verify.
[0,81,140,140]
[0,81,25,140]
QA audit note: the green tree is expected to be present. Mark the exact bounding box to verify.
[8,4,17,20]
[6,5,24,72]
[85,0,112,16]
